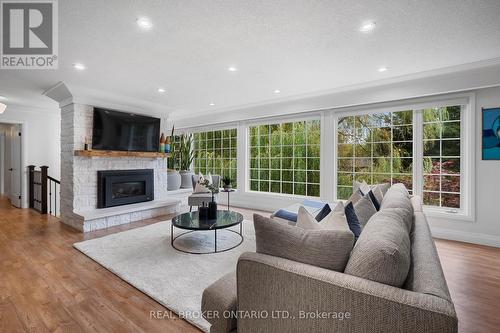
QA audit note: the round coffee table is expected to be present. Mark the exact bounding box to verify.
[171,210,244,254]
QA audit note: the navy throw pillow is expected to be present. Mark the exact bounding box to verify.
[368,190,380,211]
[344,202,362,238]
[315,204,332,222]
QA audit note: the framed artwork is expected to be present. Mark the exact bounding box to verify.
[482,107,500,160]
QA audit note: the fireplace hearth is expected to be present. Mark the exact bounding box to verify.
[97,169,154,208]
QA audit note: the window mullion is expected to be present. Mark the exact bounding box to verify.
[413,109,423,198]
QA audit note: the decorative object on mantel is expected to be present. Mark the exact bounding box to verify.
[74,150,169,158]
[165,136,170,154]
[159,133,166,153]
[222,176,232,190]
[482,107,500,160]
[166,125,175,153]
[179,133,195,188]
[84,136,90,151]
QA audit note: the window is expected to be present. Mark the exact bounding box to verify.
[193,129,237,187]
[249,119,320,197]
[337,110,414,199]
[422,106,461,209]
[336,105,463,210]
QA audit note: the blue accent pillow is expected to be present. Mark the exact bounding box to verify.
[345,202,362,238]
[315,204,332,222]
[368,190,381,211]
[274,209,299,222]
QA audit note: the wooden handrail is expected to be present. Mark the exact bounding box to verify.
[28,165,60,217]
[47,176,60,184]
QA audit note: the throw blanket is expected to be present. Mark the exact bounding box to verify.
[273,199,331,223]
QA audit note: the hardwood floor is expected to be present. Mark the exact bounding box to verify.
[1,196,499,333]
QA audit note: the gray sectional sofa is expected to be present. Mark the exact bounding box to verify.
[201,184,458,333]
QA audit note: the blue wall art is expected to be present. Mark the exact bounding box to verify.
[482,107,500,160]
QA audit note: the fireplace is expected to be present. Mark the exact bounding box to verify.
[97,169,154,208]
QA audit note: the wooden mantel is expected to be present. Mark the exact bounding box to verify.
[74,150,169,158]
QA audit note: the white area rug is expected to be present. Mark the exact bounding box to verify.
[74,220,256,332]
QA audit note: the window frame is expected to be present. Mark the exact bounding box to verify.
[332,93,475,220]
[189,124,239,187]
[245,113,322,199]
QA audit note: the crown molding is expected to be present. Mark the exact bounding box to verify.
[43,81,172,118]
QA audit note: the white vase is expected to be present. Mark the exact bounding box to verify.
[167,170,181,191]
[180,170,194,189]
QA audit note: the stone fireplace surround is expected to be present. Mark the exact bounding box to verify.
[60,103,180,232]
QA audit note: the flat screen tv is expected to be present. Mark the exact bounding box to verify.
[92,108,160,152]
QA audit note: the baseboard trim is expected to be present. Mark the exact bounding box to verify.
[430,227,500,248]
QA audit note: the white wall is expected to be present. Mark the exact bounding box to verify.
[429,86,500,246]
[0,105,60,207]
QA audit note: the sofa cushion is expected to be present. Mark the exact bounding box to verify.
[352,193,377,227]
[297,202,350,231]
[354,180,371,195]
[411,195,423,212]
[272,199,331,223]
[193,172,212,193]
[404,211,452,302]
[253,214,354,271]
[344,209,411,287]
[344,202,362,238]
[380,183,414,232]
[372,186,385,205]
[296,206,318,229]
[354,181,390,198]
[201,271,237,332]
[367,190,381,211]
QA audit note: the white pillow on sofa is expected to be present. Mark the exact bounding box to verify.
[354,180,389,203]
[194,172,213,193]
[297,202,350,231]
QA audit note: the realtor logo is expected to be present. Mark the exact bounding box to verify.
[1,0,58,69]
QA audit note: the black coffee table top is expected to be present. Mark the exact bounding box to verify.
[172,210,244,231]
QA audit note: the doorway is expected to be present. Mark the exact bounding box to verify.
[0,123,22,208]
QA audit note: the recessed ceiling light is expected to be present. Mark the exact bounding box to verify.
[360,21,376,33]
[228,66,237,72]
[0,103,6,114]
[274,89,281,94]
[209,102,215,106]
[73,63,86,71]
[378,66,388,72]
[137,17,153,30]
[158,88,166,93]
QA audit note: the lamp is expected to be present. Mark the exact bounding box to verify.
[0,103,6,114]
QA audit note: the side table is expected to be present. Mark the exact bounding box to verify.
[220,188,236,211]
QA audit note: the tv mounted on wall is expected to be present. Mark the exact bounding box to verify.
[92,108,160,152]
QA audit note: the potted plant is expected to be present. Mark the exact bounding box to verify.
[200,179,219,219]
[166,126,181,191]
[179,133,195,188]
[167,149,181,191]
[222,176,232,190]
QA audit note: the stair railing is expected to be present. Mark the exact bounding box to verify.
[28,165,60,217]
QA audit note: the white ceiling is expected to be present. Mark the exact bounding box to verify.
[1,0,500,117]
